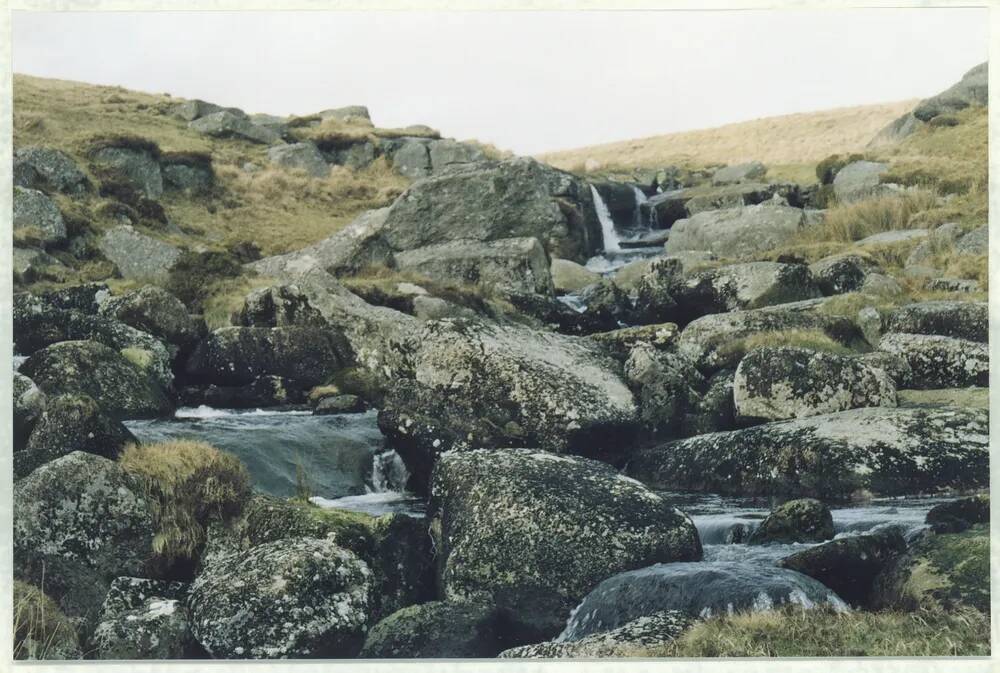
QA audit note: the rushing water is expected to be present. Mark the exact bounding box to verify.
[590,185,622,253]
[127,407,421,516]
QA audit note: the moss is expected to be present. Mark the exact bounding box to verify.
[119,346,155,372]
[717,328,856,363]
[652,605,989,657]
[242,496,378,563]
[119,440,251,574]
[165,249,245,312]
[920,525,990,613]
[13,580,81,660]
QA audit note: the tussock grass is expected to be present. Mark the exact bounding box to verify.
[201,275,279,330]
[651,606,989,657]
[717,329,857,363]
[120,440,251,566]
[539,100,917,175]
[802,189,939,244]
[13,580,80,661]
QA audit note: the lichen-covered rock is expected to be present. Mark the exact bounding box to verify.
[20,340,173,420]
[428,138,486,171]
[14,146,90,195]
[14,186,67,246]
[91,145,164,199]
[177,375,308,409]
[237,284,327,327]
[239,498,434,620]
[13,580,82,661]
[268,141,329,178]
[188,537,374,658]
[408,319,638,463]
[680,369,736,436]
[551,258,601,294]
[98,286,201,350]
[664,204,805,259]
[832,161,889,203]
[499,610,693,658]
[884,301,987,343]
[314,394,366,414]
[576,278,632,330]
[359,600,501,658]
[712,161,766,185]
[14,292,174,388]
[877,332,988,389]
[780,529,908,606]
[632,257,681,324]
[925,495,989,534]
[733,346,896,421]
[36,283,111,313]
[171,98,232,121]
[748,498,834,545]
[13,452,155,631]
[189,110,282,144]
[13,246,66,284]
[558,562,846,641]
[627,406,988,498]
[183,325,352,387]
[926,277,979,293]
[91,578,198,659]
[161,153,214,194]
[392,139,431,178]
[871,524,989,614]
[624,344,703,436]
[676,306,865,372]
[589,322,680,360]
[380,157,602,262]
[394,236,555,296]
[859,350,913,388]
[98,225,181,282]
[954,225,987,256]
[430,448,702,642]
[16,394,137,480]
[671,262,822,320]
[808,254,880,295]
[13,372,46,452]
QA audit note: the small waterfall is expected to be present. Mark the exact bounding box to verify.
[371,450,410,493]
[590,184,621,253]
[632,185,650,228]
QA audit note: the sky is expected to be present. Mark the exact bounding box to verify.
[11,8,989,156]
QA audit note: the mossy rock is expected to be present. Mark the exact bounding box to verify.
[749,498,834,545]
[925,494,989,533]
[871,524,989,614]
[359,599,502,658]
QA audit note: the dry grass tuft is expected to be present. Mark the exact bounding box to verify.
[717,328,858,363]
[120,440,251,565]
[13,580,80,661]
[803,189,939,244]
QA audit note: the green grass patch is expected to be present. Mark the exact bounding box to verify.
[717,328,858,363]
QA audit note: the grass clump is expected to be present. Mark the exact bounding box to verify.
[717,328,857,363]
[119,440,251,570]
[164,249,245,312]
[13,580,81,661]
[815,152,865,184]
[81,132,162,159]
[652,605,989,657]
[804,189,938,244]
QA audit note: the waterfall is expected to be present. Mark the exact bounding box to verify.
[632,185,650,228]
[590,184,621,253]
[371,449,410,493]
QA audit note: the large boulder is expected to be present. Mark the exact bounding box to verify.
[671,262,822,320]
[878,333,988,389]
[90,579,198,659]
[13,186,67,246]
[500,610,693,658]
[13,452,155,631]
[237,284,327,328]
[428,138,486,171]
[90,144,164,199]
[913,62,988,122]
[187,537,374,658]
[267,141,329,178]
[359,600,501,658]
[623,344,703,437]
[747,498,834,544]
[733,346,896,421]
[183,326,352,387]
[16,393,137,480]
[98,225,180,282]
[13,146,90,195]
[780,529,907,606]
[392,139,432,178]
[925,495,989,534]
[189,110,282,144]
[808,254,881,295]
[394,237,555,296]
[249,207,394,278]
[588,322,680,360]
[551,258,602,293]
[627,406,988,498]
[36,283,110,313]
[641,183,801,228]
[676,305,865,372]
[832,161,889,203]
[430,448,702,642]
[98,286,202,351]
[558,562,846,641]
[954,225,988,256]
[712,161,767,185]
[161,153,215,194]
[664,204,805,259]
[871,524,988,614]
[19,340,173,420]
[884,301,987,343]
[13,372,46,452]
[379,157,602,262]
[14,293,173,389]
[13,246,66,284]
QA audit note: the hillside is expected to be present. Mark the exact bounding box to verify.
[538,100,919,183]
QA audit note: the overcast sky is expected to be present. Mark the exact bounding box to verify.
[12,8,989,155]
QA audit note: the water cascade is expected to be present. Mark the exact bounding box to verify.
[632,185,650,228]
[590,184,621,253]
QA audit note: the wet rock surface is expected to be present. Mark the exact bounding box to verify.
[748,498,834,545]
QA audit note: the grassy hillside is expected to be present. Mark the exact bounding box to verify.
[13,74,411,257]
[538,100,918,183]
